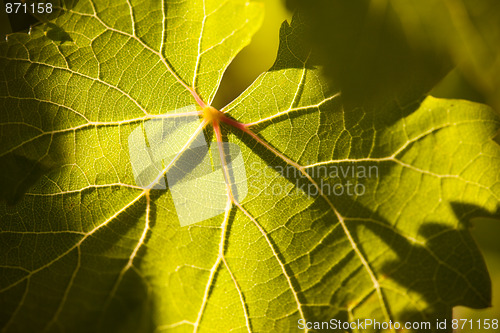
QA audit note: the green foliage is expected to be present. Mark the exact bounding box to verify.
[1,1,499,332]
[287,0,500,111]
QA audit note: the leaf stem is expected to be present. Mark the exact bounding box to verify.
[219,114,247,130]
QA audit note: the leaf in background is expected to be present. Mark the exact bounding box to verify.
[387,0,500,112]
[1,1,499,333]
[285,0,452,109]
[288,0,500,112]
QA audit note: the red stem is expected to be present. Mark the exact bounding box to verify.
[219,114,247,131]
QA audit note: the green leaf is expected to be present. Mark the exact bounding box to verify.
[1,1,499,332]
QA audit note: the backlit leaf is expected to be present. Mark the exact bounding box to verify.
[1,1,499,332]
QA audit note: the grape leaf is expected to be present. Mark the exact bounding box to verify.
[1,1,499,333]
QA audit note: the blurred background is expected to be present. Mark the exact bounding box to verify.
[211,1,292,109]
[2,0,499,327]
